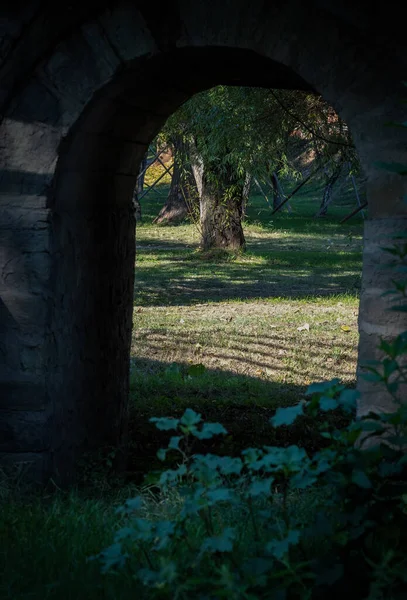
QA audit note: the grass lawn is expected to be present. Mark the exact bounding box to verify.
[0,178,365,599]
[127,180,363,481]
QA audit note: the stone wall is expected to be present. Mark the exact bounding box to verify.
[0,1,406,483]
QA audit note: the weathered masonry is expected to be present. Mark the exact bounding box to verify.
[0,1,406,484]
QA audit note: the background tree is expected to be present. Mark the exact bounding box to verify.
[157,85,359,247]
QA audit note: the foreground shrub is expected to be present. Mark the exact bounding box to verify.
[93,235,407,599]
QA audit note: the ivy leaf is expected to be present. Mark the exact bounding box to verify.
[266,530,301,559]
[153,521,176,550]
[206,488,235,505]
[216,456,243,475]
[306,379,341,396]
[319,396,339,411]
[180,408,202,427]
[157,448,167,461]
[193,422,228,439]
[159,464,187,486]
[270,402,304,427]
[247,476,274,497]
[352,469,372,489]
[338,389,358,413]
[150,417,179,431]
[168,436,183,450]
[200,528,236,553]
[98,542,128,573]
[114,527,135,542]
[290,470,318,489]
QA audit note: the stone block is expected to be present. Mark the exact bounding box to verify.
[0,118,60,179]
[0,194,48,210]
[98,7,156,62]
[0,207,50,231]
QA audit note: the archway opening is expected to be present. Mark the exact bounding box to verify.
[49,46,370,484]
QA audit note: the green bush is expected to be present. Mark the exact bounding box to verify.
[93,239,407,599]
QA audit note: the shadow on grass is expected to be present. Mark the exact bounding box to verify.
[134,263,361,306]
[135,327,357,382]
[127,357,351,484]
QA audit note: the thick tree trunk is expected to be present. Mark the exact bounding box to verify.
[199,163,246,251]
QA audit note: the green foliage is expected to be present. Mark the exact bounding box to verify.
[94,235,407,598]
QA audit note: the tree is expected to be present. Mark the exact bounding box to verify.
[132,154,147,222]
[153,137,196,225]
[157,85,358,246]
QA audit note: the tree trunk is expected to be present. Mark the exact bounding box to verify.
[270,172,284,211]
[316,161,342,217]
[241,173,252,220]
[199,163,246,252]
[132,154,147,222]
[154,139,197,224]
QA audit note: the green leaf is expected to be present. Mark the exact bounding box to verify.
[206,488,235,505]
[115,496,143,515]
[338,389,359,413]
[270,402,304,427]
[216,456,243,475]
[306,379,340,396]
[159,464,187,486]
[266,530,301,559]
[150,417,179,431]
[98,542,128,573]
[247,476,274,497]
[200,527,236,553]
[290,470,318,489]
[352,469,372,489]
[157,448,167,461]
[319,396,338,411]
[114,526,135,542]
[153,521,176,550]
[180,408,202,427]
[193,422,228,439]
[168,436,183,450]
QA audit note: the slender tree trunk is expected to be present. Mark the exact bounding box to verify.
[199,162,246,251]
[270,172,284,211]
[241,173,252,220]
[132,154,147,222]
[316,161,342,217]
[154,139,197,224]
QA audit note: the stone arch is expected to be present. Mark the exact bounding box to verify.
[0,2,406,484]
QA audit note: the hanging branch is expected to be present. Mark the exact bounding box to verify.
[340,202,368,224]
[267,90,355,149]
[271,160,328,215]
